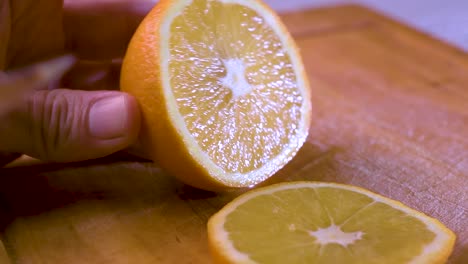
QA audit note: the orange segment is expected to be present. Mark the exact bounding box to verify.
[121,0,311,190]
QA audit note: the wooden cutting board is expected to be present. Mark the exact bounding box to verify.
[0,4,467,264]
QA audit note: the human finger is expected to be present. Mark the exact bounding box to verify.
[63,0,156,60]
[0,89,140,162]
[0,55,76,114]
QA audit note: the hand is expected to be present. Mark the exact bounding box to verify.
[0,0,155,165]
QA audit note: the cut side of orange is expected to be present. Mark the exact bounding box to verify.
[121,0,311,190]
[207,182,456,264]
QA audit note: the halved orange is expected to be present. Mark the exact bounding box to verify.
[208,182,456,263]
[121,0,311,190]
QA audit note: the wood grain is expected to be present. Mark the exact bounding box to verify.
[0,5,467,264]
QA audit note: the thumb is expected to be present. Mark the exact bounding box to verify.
[0,89,140,162]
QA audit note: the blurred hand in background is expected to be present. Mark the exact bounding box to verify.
[0,0,157,165]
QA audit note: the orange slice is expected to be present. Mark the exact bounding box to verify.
[121,0,311,190]
[208,182,456,263]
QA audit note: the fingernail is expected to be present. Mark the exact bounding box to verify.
[89,95,128,139]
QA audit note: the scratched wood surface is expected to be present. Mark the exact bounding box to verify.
[0,5,466,264]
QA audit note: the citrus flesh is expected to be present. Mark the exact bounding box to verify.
[120,0,311,190]
[207,182,456,264]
